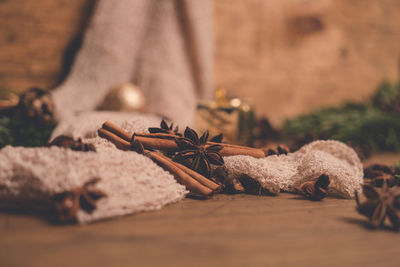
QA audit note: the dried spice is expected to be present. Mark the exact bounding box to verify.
[19,87,55,125]
[211,166,228,187]
[48,135,96,152]
[263,144,290,156]
[229,178,245,193]
[355,183,400,230]
[364,163,400,188]
[238,174,280,195]
[131,139,145,154]
[238,174,266,195]
[295,174,330,201]
[53,178,106,223]
[371,174,398,188]
[364,164,394,179]
[148,119,181,136]
[209,133,223,143]
[174,127,224,177]
[211,167,247,194]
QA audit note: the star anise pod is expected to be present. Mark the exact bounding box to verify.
[148,119,181,136]
[364,164,399,187]
[174,127,224,178]
[263,144,290,156]
[48,135,96,152]
[238,174,267,195]
[364,164,394,179]
[371,174,398,188]
[209,133,223,143]
[211,166,244,194]
[53,178,106,223]
[295,174,330,201]
[355,183,400,230]
[19,87,55,125]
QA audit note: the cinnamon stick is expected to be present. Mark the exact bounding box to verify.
[144,150,213,196]
[132,135,178,151]
[101,121,265,158]
[98,128,130,150]
[165,158,221,191]
[102,121,132,141]
[213,143,265,158]
[134,132,176,140]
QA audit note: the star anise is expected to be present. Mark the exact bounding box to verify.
[211,166,244,194]
[364,164,394,179]
[364,164,399,188]
[355,183,400,230]
[53,178,106,223]
[371,174,398,188]
[48,135,96,152]
[238,174,269,195]
[148,119,181,136]
[263,144,290,156]
[174,127,224,178]
[209,133,223,143]
[295,174,330,201]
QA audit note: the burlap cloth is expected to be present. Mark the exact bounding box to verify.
[0,112,363,224]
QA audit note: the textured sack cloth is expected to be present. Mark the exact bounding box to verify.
[52,0,213,127]
[0,146,187,224]
[225,140,363,198]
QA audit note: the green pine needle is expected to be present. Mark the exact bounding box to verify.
[283,80,400,152]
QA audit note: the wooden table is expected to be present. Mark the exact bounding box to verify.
[1,154,400,267]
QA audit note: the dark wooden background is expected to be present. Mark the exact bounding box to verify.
[1,0,400,122]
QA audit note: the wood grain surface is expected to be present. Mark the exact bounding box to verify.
[1,193,400,267]
[1,0,400,123]
[0,0,95,91]
[1,153,400,267]
[215,0,400,124]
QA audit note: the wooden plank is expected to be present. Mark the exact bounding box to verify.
[0,153,399,267]
[1,193,400,267]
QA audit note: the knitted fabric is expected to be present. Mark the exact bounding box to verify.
[224,140,363,198]
[52,0,213,127]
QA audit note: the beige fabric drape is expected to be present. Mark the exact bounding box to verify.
[53,0,213,127]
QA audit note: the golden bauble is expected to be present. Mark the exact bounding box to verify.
[98,83,146,112]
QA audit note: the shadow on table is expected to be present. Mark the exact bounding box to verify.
[339,216,398,232]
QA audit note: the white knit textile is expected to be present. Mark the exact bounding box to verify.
[52,0,213,127]
[224,140,364,198]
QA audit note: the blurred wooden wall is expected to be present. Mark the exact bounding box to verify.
[215,0,400,123]
[1,0,400,123]
[0,0,95,92]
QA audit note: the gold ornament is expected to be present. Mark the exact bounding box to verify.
[195,88,256,146]
[98,83,146,112]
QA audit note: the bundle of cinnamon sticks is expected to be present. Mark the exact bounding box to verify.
[98,121,265,197]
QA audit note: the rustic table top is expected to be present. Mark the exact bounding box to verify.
[1,153,400,267]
